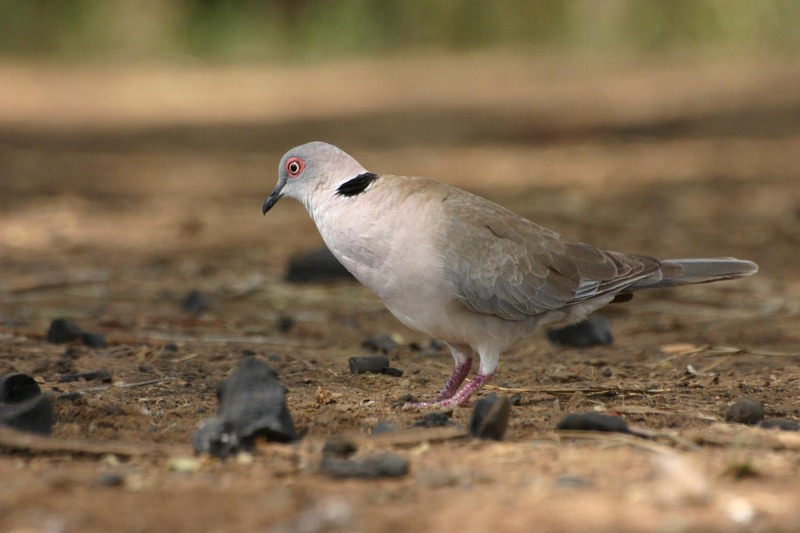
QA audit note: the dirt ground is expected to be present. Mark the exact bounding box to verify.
[1,52,800,532]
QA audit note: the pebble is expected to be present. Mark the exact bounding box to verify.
[47,319,84,344]
[348,355,390,375]
[556,413,630,433]
[322,436,358,457]
[59,369,112,383]
[0,394,54,435]
[413,412,453,428]
[56,392,84,403]
[546,316,613,348]
[469,394,511,441]
[0,373,41,403]
[372,420,398,435]
[46,319,107,348]
[725,398,765,425]
[276,314,295,333]
[320,453,409,479]
[192,357,298,458]
[758,418,800,431]
[81,333,107,349]
[97,473,125,487]
[182,289,212,315]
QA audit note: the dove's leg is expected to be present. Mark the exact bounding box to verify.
[436,344,475,400]
[405,348,497,409]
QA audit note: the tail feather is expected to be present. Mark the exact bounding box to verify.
[635,258,758,289]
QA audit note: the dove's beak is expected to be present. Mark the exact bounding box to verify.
[262,183,285,215]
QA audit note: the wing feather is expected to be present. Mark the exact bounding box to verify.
[441,191,661,321]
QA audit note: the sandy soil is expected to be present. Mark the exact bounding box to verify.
[1,53,800,532]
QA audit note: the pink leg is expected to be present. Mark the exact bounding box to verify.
[436,358,473,400]
[403,372,495,410]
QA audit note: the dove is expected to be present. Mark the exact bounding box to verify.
[262,142,758,408]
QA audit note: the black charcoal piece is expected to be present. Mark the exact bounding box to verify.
[192,357,297,458]
[276,314,295,333]
[758,418,800,431]
[217,357,297,442]
[0,394,54,435]
[0,373,41,403]
[320,453,409,479]
[547,316,613,348]
[413,412,453,428]
[348,355,390,375]
[556,413,630,433]
[191,417,236,458]
[59,369,112,383]
[361,334,399,354]
[57,391,83,403]
[97,473,125,487]
[182,290,212,314]
[47,319,84,344]
[285,246,354,283]
[380,367,404,377]
[725,399,765,425]
[469,394,511,441]
[81,333,107,348]
[372,421,398,435]
[322,436,358,457]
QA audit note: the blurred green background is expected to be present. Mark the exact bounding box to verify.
[1,0,798,62]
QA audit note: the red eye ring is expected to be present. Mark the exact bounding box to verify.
[286,157,305,178]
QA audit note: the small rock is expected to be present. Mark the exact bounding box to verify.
[56,392,83,403]
[380,367,404,377]
[276,314,295,333]
[81,333,107,349]
[725,399,764,425]
[547,316,613,348]
[285,246,354,283]
[469,394,511,441]
[97,473,125,487]
[47,319,84,344]
[0,394,54,435]
[556,413,630,433]
[0,373,41,403]
[372,421,398,435]
[320,453,409,479]
[59,369,112,383]
[322,436,358,457]
[758,418,800,431]
[191,418,234,458]
[348,355,390,375]
[361,334,400,354]
[182,290,212,315]
[192,357,298,458]
[413,412,453,428]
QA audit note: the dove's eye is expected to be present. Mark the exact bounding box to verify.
[286,157,305,177]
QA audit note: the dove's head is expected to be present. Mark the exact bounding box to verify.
[262,142,368,215]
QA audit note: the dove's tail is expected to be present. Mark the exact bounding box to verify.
[635,258,758,289]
